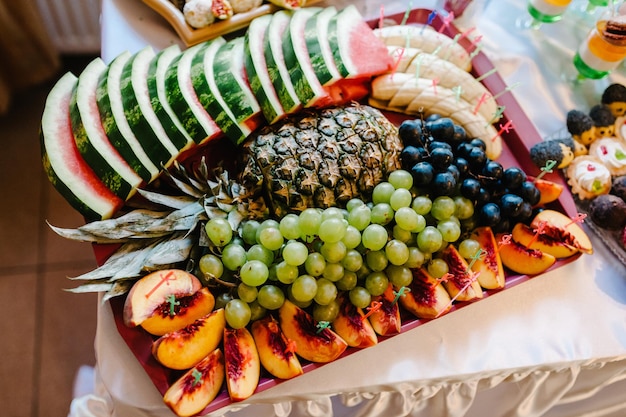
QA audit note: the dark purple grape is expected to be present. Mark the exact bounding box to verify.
[482,160,504,180]
[450,124,467,144]
[512,201,533,222]
[401,145,427,169]
[499,193,525,217]
[446,164,461,182]
[454,157,470,177]
[469,138,487,151]
[460,178,482,200]
[467,147,487,170]
[477,203,501,227]
[456,142,474,158]
[519,181,541,206]
[502,167,527,190]
[431,172,457,196]
[475,188,492,206]
[428,140,452,151]
[425,114,442,123]
[411,162,434,186]
[430,147,454,169]
[492,217,511,234]
[398,119,425,147]
[427,117,455,142]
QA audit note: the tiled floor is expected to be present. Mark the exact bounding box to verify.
[0,56,100,417]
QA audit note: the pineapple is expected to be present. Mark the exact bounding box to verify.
[50,104,402,298]
[238,105,403,217]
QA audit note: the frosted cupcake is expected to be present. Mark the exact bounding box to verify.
[588,137,626,176]
[566,155,612,200]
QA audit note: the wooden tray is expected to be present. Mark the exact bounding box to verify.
[100,7,582,416]
[142,0,319,46]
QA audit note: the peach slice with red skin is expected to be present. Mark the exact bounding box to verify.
[163,348,225,417]
[498,237,556,275]
[399,267,452,319]
[469,226,505,290]
[224,327,260,402]
[368,283,401,336]
[440,244,484,302]
[530,209,593,254]
[332,296,378,348]
[123,269,203,328]
[511,223,579,259]
[278,300,347,363]
[140,287,215,336]
[152,308,226,370]
[250,315,303,380]
[529,177,564,207]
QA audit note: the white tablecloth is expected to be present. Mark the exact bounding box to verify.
[70,0,626,416]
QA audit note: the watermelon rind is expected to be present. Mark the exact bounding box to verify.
[122,46,182,170]
[96,51,160,182]
[244,14,285,124]
[41,73,123,220]
[70,58,141,200]
[165,43,222,145]
[146,45,195,154]
[265,11,301,115]
[189,38,244,144]
[304,7,341,86]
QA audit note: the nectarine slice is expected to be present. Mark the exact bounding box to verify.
[332,297,378,348]
[440,244,483,301]
[251,315,303,380]
[511,223,578,259]
[498,238,556,275]
[399,267,452,319]
[469,227,505,290]
[531,209,593,254]
[368,284,401,336]
[224,327,260,402]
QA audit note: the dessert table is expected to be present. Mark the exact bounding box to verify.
[69,0,626,416]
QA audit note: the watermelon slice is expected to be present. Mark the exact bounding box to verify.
[328,5,393,79]
[146,45,195,155]
[304,7,342,86]
[165,43,222,145]
[211,38,263,144]
[41,73,124,221]
[70,58,142,201]
[264,11,301,115]
[120,46,181,169]
[244,14,285,124]
[96,51,161,182]
[282,7,333,108]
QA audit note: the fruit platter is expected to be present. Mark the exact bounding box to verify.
[40,4,596,417]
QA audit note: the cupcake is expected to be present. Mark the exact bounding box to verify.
[589,104,616,139]
[589,194,626,230]
[601,83,626,118]
[588,137,626,176]
[566,109,595,149]
[566,155,612,200]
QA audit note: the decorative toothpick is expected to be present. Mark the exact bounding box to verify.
[466,248,486,274]
[473,92,491,115]
[487,105,506,126]
[285,339,297,353]
[166,294,180,317]
[392,286,411,305]
[497,234,512,253]
[475,68,497,82]
[452,85,463,103]
[401,2,413,25]
[438,11,455,33]
[534,160,557,182]
[459,27,476,41]
[492,120,515,142]
[145,270,177,299]
[414,54,424,79]
[362,301,383,320]
[466,43,483,66]
[316,320,331,333]
[444,33,462,61]
[379,5,385,29]
[470,34,483,49]
[432,78,439,95]
[422,10,437,34]
[436,271,481,318]
[192,369,203,387]
[526,220,547,248]
[437,273,453,283]
[491,82,522,101]
[565,213,587,228]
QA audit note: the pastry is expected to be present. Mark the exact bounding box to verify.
[589,194,626,230]
[566,109,595,151]
[601,83,626,118]
[588,137,626,176]
[530,137,576,169]
[589,104,616,138]
[610,175,626,201]
[566,155,612,200]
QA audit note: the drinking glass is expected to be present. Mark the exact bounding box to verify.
[517,0,574,29]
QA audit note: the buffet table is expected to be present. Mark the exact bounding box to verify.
[69,0,626,416]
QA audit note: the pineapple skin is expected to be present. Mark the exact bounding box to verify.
[238,104,403,217]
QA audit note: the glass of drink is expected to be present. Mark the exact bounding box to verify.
[517,0,573,29]
[573,13,626,80]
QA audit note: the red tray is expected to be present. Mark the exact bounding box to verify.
[98,8,581,416]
